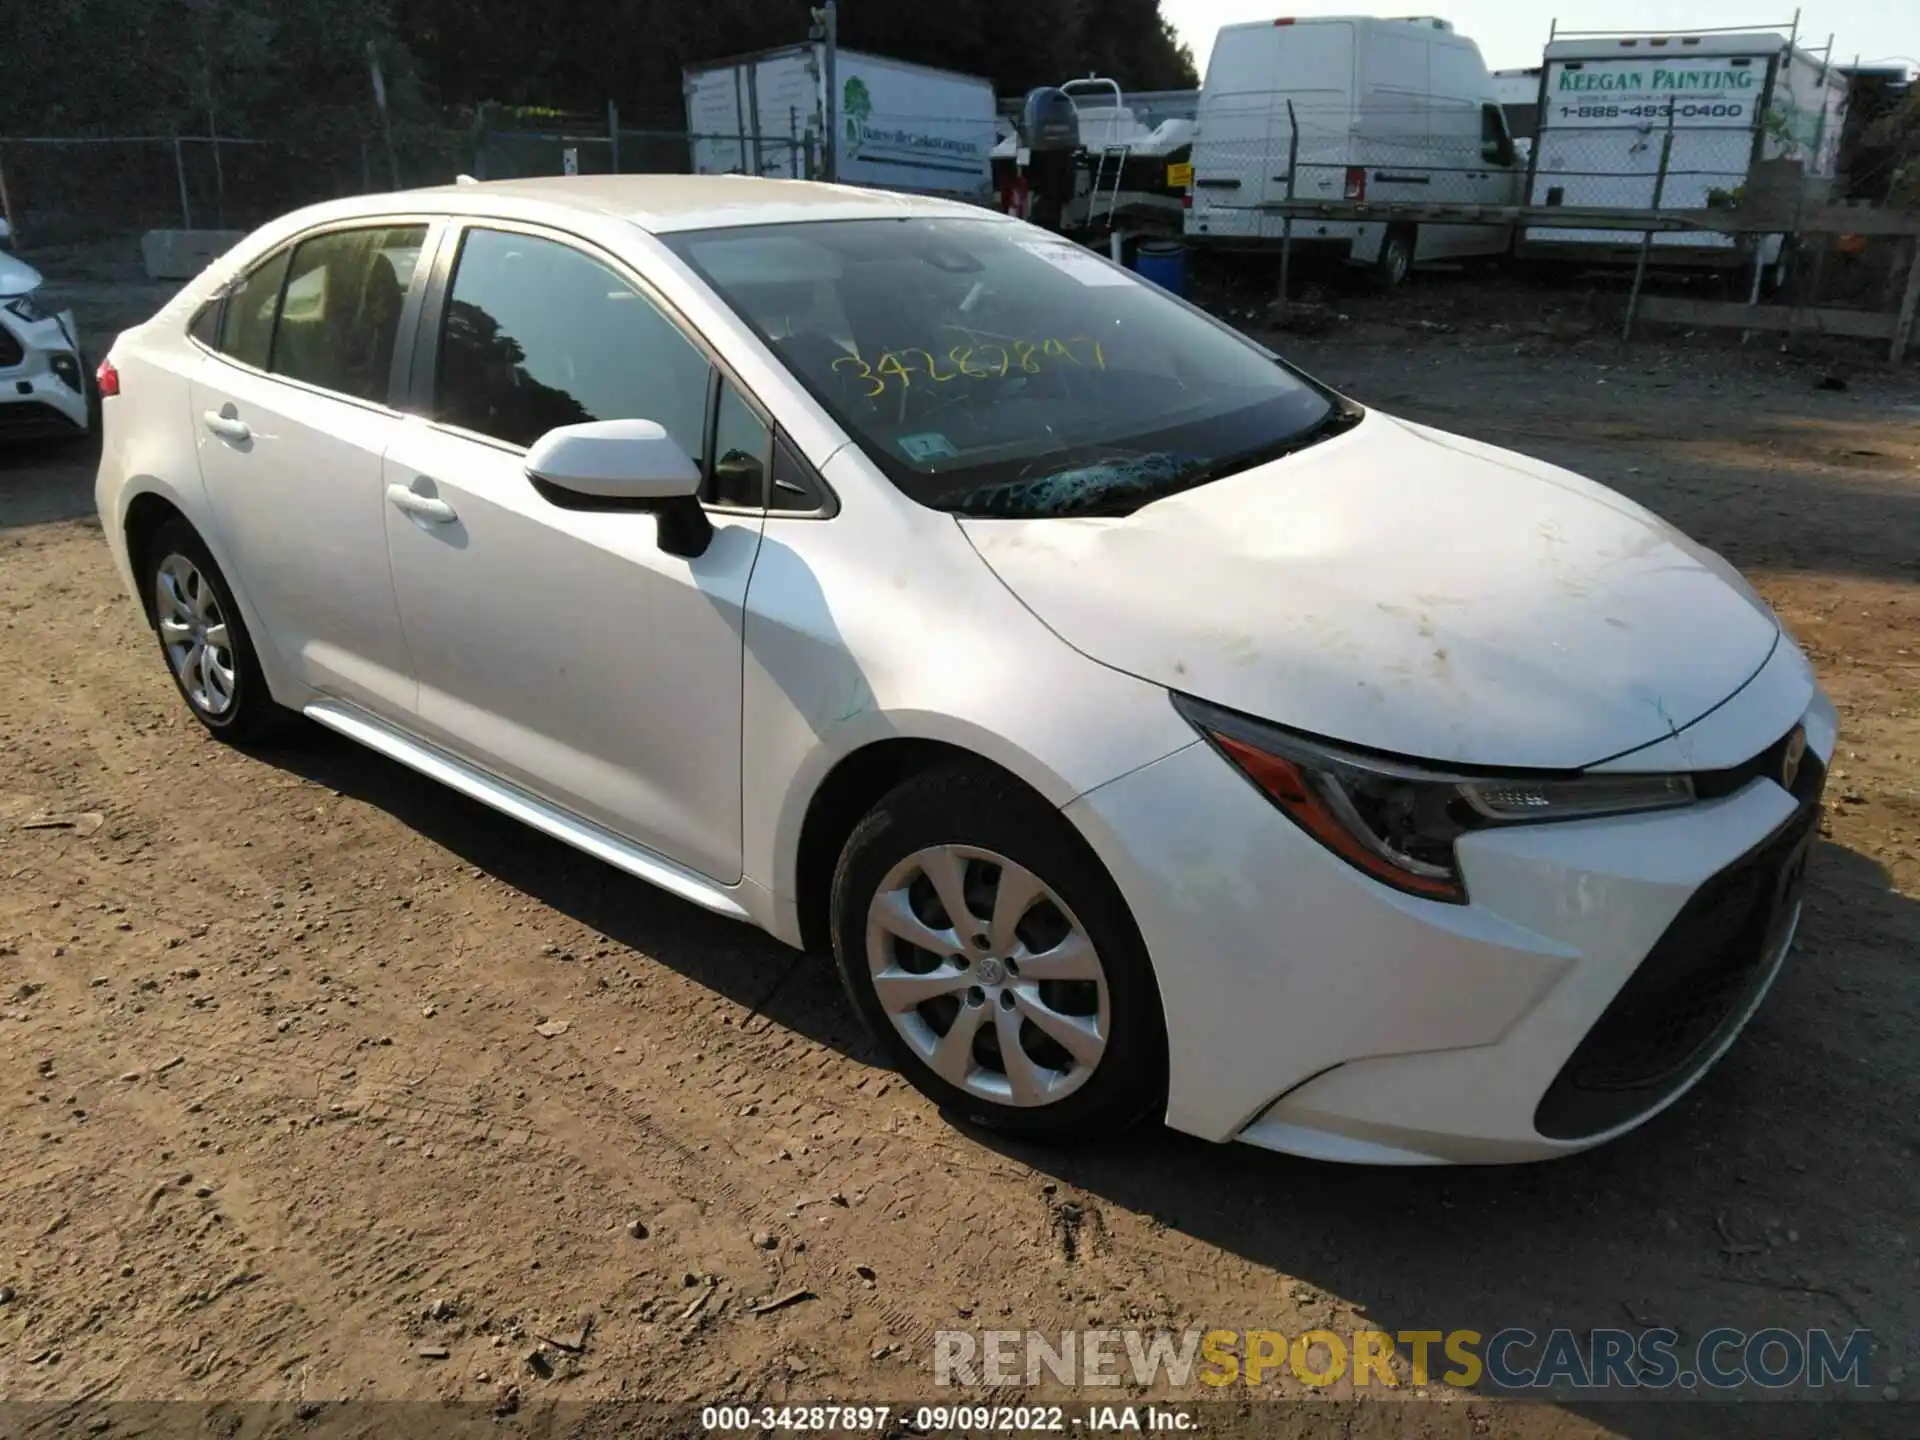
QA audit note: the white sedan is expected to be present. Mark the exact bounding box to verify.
[2,249,92,440]
[95,177,1832,1164]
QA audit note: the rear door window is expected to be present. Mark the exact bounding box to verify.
[269,225,427,403]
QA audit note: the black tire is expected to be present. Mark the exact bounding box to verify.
[829,762,1167,1143]
[1374,226,1416,290]
[143,517,298,746]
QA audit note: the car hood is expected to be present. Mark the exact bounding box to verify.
[0,251,42,298]
[957,414,1779,770]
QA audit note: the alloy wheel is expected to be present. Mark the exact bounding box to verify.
[864,845,1110,1108]
[155,553,237,716]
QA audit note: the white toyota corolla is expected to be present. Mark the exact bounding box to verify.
[95,177,1833,1163]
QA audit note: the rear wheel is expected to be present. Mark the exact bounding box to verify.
[1374,226,1416,290]
[143,518,297,745]
[830,763,1166,1142]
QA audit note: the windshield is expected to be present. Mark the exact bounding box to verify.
[665,218,1350,518]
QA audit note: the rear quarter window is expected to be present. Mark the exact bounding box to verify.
[188,298,222,349]
[215,249,291,371]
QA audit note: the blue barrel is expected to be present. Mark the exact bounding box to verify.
[1131,240,1188,297]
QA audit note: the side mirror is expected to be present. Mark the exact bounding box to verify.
[525,419,712,558]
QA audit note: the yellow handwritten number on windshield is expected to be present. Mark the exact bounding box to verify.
[835,339,1108,399]
[831,354,885,398]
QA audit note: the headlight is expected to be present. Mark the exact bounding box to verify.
[4,294,53,325]
[1173,694,1696,904]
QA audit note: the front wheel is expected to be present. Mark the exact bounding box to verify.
[830,763,1167,1142]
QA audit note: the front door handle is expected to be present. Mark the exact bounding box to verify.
[201,410,251,443]
[386,483,457,524]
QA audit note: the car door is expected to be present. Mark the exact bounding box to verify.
[381,222,767,884]
[188,220,433,718]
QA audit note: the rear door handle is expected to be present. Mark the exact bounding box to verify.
[386,483,458,524]
[201,410,251,443]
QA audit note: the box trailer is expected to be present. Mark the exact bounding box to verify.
[1521,30,1849,282]
[684,45,996,199]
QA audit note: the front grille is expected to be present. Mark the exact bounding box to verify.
[0,326,22,369]
[1534,742,1826,1141]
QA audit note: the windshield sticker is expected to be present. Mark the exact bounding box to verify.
[1016,241,1137,288]
[830,338,1107,399]
[897,432,962,463]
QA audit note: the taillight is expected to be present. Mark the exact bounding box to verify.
[1345,166,1366,201]
[96,357,120,397]
[1181,194,1192,209]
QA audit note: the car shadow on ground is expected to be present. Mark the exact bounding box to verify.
[0,434,100,531]
[258,726,1917,1438]
[257,724,880,1057]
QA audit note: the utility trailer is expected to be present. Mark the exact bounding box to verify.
[1520,23,1848,285]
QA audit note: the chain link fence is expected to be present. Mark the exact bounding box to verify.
[1190,119,1769,208]
[1527,117,1765,255]
[471,116,814,184]
[0,107,916,254]
[1186,97,1813,262]
[0,112,773,253]
[0,130,474,249]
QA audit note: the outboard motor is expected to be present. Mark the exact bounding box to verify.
[1021,86,1081,231]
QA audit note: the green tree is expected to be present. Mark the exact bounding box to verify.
[4,0,1198,149]
[1,0,420,139]
[1863,90,1920,208]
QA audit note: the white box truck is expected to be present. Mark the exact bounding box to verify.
[1520,30,1849,284]
[1185,16,1523,283]
[685,45,996,199]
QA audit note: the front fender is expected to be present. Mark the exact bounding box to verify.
[738,469,1196,944]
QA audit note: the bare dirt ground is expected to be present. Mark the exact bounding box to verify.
[0,272,1916,1439]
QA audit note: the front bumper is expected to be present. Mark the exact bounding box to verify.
[1064,661,1836,1165]
[0,307,89,438]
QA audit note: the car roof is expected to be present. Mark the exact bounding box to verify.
[390,174,1005,234]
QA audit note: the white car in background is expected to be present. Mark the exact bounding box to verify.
[94,177,1832,1164]
[1,249,92,440]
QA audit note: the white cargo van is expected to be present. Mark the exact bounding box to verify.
[1520,31,1848,284]
[1185,16,1522,281]
[685,45,996,200]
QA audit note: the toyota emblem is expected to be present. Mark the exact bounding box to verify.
[1781,726,1807,792]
